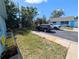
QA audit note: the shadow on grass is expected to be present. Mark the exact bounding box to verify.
[34,30,56,34]
[14,28,31,36]
[1,46,23,59]
[47,31,56,33]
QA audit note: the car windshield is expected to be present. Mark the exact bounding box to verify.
[42,25,50,27]
[50,25,53,28]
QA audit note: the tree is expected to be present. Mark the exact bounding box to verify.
[50,9,64,18]
[5,0,18,29]
[74,16,78,20]
[42,15,48,24]
[21,6,38,29]
[35,16,48,25]
[5,0,38,30]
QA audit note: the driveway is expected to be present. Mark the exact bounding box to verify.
[46,30,78,42]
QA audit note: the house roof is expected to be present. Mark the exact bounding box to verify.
[48,16,75,22]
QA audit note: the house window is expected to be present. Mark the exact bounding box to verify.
[61,21,69,26]
[53,22,56,24]
[61,21,68,24]
[53,22,56,23]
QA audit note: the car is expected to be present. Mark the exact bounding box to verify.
[52,25,61,30]
[50,24,61,30]
[53,25,61,28]
[36,24,54,32]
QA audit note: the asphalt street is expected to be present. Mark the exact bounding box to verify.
[47,30,78,42]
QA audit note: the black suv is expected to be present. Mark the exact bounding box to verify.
[36,24,54,32]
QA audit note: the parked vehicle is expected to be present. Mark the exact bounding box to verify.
[50,24,61,30]
[53,25,61,28]
[36,24,54,32]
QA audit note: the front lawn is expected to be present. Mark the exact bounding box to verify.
[16,32,67,59]
[60,26,73,30]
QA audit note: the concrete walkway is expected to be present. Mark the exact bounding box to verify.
[73,28,78,32]
[62,28,78,32]
[32,31,78,59]
[10,48,23,59]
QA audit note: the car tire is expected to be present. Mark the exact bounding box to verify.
[54,27,60,30]
[44,29,47,32]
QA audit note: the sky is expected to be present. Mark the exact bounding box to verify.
[14,0,78,19]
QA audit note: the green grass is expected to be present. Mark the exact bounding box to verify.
[16,32,68,59]
[5,36,15,47]
[14,28,31,35]
[60,26,73,30]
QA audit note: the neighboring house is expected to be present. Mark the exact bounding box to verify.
[0,0,7,38]
[48,16,78,28]
[0,0,7,56]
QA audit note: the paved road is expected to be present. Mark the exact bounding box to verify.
[47,30,78,42]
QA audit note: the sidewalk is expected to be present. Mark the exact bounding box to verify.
[73,28,78,32]
[62,28,78,32]
[10,48,23,59]
[32,31,78,59]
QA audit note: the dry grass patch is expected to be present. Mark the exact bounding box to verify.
[60,26,73,30]
[16,32,68,59]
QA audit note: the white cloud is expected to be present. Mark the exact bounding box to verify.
[25,0,47,4]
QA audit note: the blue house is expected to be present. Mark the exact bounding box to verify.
[48,16,78,28]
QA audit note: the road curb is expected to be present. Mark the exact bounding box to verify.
[32,31,78,59]
[62,29,78,32]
